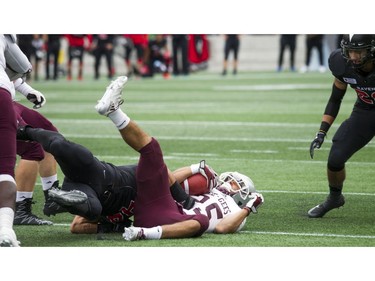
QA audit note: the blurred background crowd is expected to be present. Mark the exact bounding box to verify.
[17,34,343,82]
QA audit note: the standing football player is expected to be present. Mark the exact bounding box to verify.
[0,34,33,246]
[308,34,375,218]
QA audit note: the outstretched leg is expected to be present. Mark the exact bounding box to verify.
[95,76,209,238]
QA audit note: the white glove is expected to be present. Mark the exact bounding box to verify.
[13,78,46,109]
[198,160,219,191]
[244,192,264,214]
[26,90,46,109]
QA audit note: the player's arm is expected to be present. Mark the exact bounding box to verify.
[173,160,218,189]
[172,166,194,183]
[70,215,98,234]
[321,78,347,131]
[310,78,347,158]
[13,78,46,109]
[214,193,264,234]
[214,209,248,234]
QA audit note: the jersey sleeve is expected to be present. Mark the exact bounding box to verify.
[328,49,347,82]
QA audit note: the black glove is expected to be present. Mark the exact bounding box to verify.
[309,131,326,159]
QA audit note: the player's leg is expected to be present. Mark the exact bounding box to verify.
[96,77,209,239]
[123,220,201,241]
[0,89,19,247]
[14,103,54,224]
[308,109,374,218]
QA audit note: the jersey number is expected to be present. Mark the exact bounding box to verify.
[356,89,375,105]
[192,194,223,219]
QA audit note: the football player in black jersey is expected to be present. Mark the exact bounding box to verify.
[16,126,197,232]
[308,34,375,218]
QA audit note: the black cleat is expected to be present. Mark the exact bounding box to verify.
[43,198,68,217]
[43,181,69,217]
[14,198,53,225]
[48,188,88,206]
[308,194,345,218]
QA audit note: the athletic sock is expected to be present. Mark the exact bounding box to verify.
[0,207,15,229]
[41,175,58,191]
[16,191,33,202]
[143,226,162,240]
[108,108,130,130]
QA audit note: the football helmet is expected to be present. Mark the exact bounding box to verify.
[340,34,375,68]
[217,172,255,202]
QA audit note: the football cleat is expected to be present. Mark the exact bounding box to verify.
[43,181,68,217]
[43,196,68,217]
[0,227,20,247]
[308,194,345,218]
[14,198,53,225]
[123,227,145,241]
[48,188,88,206]
[95,76,128,116]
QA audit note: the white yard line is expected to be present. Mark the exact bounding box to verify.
[242,230,375,239]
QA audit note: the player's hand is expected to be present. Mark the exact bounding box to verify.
[198,160,219,191]
[245,192,264,214]
[26,90,46,109]
[309,131,326,159]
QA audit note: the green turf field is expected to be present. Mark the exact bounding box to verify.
[13,71,375,247]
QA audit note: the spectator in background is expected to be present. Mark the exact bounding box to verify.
[65,34,92,80]
[222,34,240,76]
[300,34,326,73]
[277,34,297,72]
[143,34,171,79]
[91,34,115,80]
[172,35,189,76]
[43,34,61,80]
[121,35,134,77]
[17,35,44,81]
[123,35,148,78]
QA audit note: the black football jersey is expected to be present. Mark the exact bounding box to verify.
[329,49,375,109]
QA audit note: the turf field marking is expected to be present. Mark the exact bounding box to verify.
[64,133,319,143]
[52,223,375,239]
[53,119,326,128]
[213,84,329,91]
[243,230,375,239]
[97,154,375,167]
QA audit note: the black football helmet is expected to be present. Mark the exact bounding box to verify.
[341,34,375,68]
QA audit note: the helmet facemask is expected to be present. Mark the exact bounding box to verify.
[218,172,255,202]
[341,34,375,69]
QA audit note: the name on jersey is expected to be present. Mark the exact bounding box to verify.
[343,77,357,84]
[356,86,375,91]
[217,196,230,215]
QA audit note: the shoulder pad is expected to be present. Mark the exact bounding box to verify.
[328,49,347,77]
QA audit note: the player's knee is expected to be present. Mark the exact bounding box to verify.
[193,215,209,237]
[48,133,68,155]
[327,161,345,172]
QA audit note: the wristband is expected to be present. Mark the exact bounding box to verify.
[243,207,251,216]
[319,121,330,134]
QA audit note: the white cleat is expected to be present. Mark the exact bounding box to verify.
[123,226,145,241]
[95,76,128,116]
[0,227,20,247]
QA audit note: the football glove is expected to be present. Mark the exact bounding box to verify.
[309,131,326,159]
[198,160,219,191]
[26,90,46,109]
[244,192,264,214]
